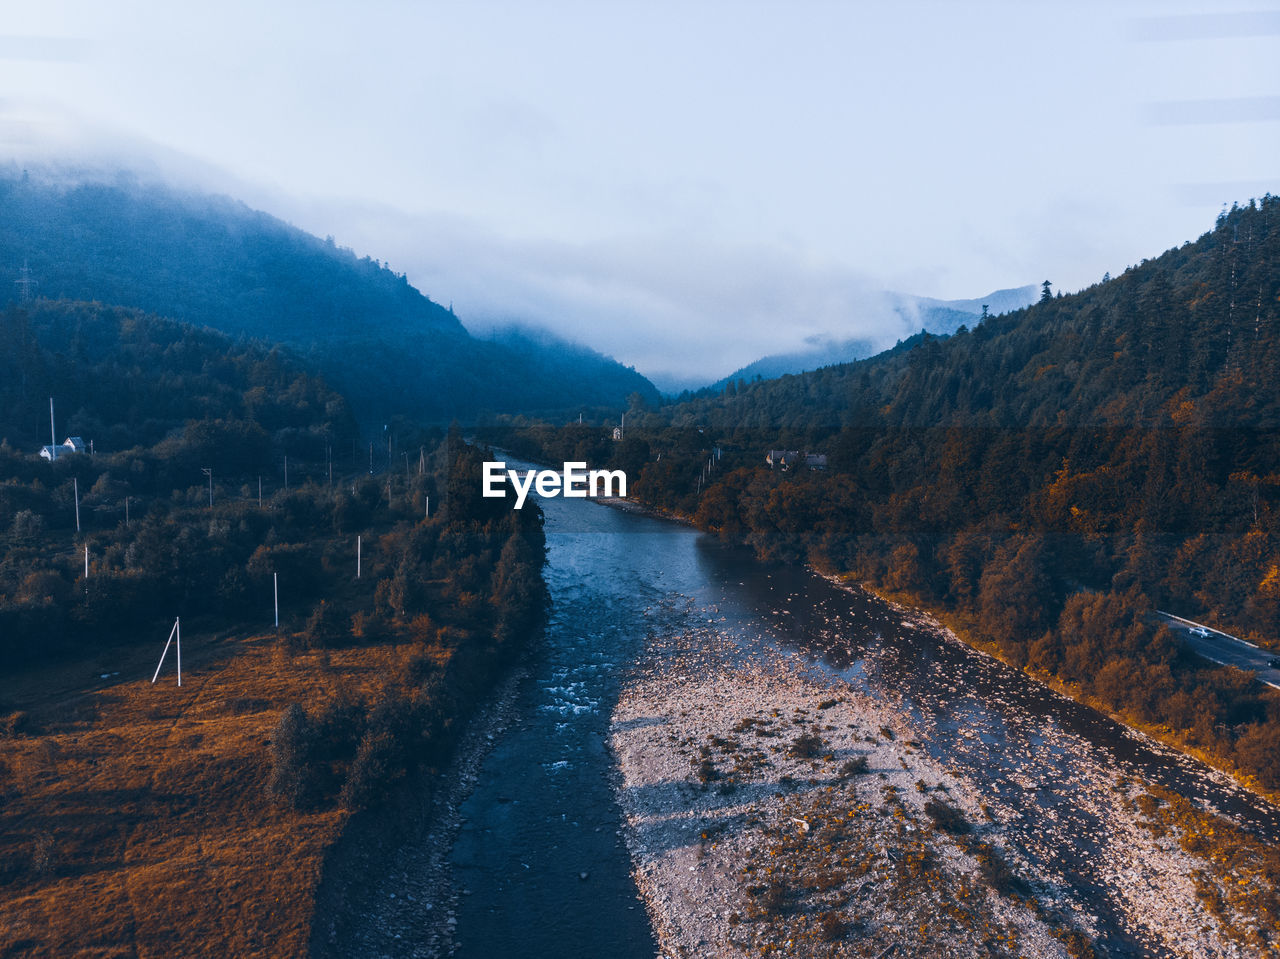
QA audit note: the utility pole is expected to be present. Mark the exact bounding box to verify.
[273,573,279,629]
[357,535,361,579]
[49,396,56,449]
[151,617,182,687]
[284,456,289,491]
[74,477,80,533]
[15,259,37,302]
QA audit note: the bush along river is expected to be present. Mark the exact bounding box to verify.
[349,484,1280,958]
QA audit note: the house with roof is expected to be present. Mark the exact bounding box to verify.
[765,449,827,471]
[40,437,86,462]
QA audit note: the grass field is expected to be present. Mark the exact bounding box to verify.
[0,625,421,958]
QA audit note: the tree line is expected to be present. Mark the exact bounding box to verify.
[493,197,1280,793]
[0,300,549,812]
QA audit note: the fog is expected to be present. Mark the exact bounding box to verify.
[3,2,1277,384]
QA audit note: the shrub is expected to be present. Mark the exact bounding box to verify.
[789,731,825,759]
[924,798,970,834]
[305,600,349,648]
[339,690,421,811]
[838,755,870,777]
[268,703,315,809]
[818,910,849,942]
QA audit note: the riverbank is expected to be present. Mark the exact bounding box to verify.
[821,571,1280,810]
[610,615,1278,957]
[314,664,530,958]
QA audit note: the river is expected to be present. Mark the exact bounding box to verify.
[448,487,1280,958]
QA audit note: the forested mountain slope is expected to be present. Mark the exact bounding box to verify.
[509,197,1280,793]
[0,170,658,423]
[703,284,1037,393]
[672,200,1278,433]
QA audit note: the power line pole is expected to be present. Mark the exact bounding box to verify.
[151,617,182,686]
[15,259,37,302]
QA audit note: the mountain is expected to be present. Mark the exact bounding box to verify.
[669,205,1274,432]
[0,168,659,425]
[704,285,1037,391]
[601,197,1280,794]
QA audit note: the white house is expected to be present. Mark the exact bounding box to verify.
[40,437,86,462]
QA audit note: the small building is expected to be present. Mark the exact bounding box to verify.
[765,449,827,471]
[40,437,86,462]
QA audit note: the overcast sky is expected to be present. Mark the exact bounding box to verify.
[3,1,1278,385]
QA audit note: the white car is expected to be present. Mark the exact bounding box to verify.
[1189,627,1211,638]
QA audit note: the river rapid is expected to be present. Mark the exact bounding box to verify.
[444,485,1278,958]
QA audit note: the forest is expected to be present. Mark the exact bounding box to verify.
[0,298,547,801]
[491,196,1280,794]
[0,297,550,955]
[0,169,659,425]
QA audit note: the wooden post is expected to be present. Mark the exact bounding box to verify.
[273,573,279,629]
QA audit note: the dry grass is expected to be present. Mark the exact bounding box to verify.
[0,627,419,959]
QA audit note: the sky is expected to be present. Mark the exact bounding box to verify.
[2,1,1278,387]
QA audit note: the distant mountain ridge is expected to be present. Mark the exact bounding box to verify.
[668,201,1278,432]
[706,285,1037,391]
[0,168,659,425]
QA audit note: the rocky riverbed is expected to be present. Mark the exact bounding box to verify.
[610,617,1277,958]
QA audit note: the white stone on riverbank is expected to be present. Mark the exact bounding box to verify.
[610,618,1252,957]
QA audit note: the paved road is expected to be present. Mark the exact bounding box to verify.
[1158,612,1280,690]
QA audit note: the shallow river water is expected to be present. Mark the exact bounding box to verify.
[450,487,1280,958]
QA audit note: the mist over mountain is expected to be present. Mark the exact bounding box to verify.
[666,202,1277,431]
[502,198,1280,798]
[698,285,1038,393]
[0,167,658,425]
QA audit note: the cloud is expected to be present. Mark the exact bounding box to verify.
[277,193,926,383]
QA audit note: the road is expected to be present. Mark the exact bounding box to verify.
[1157,611,1280,690]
